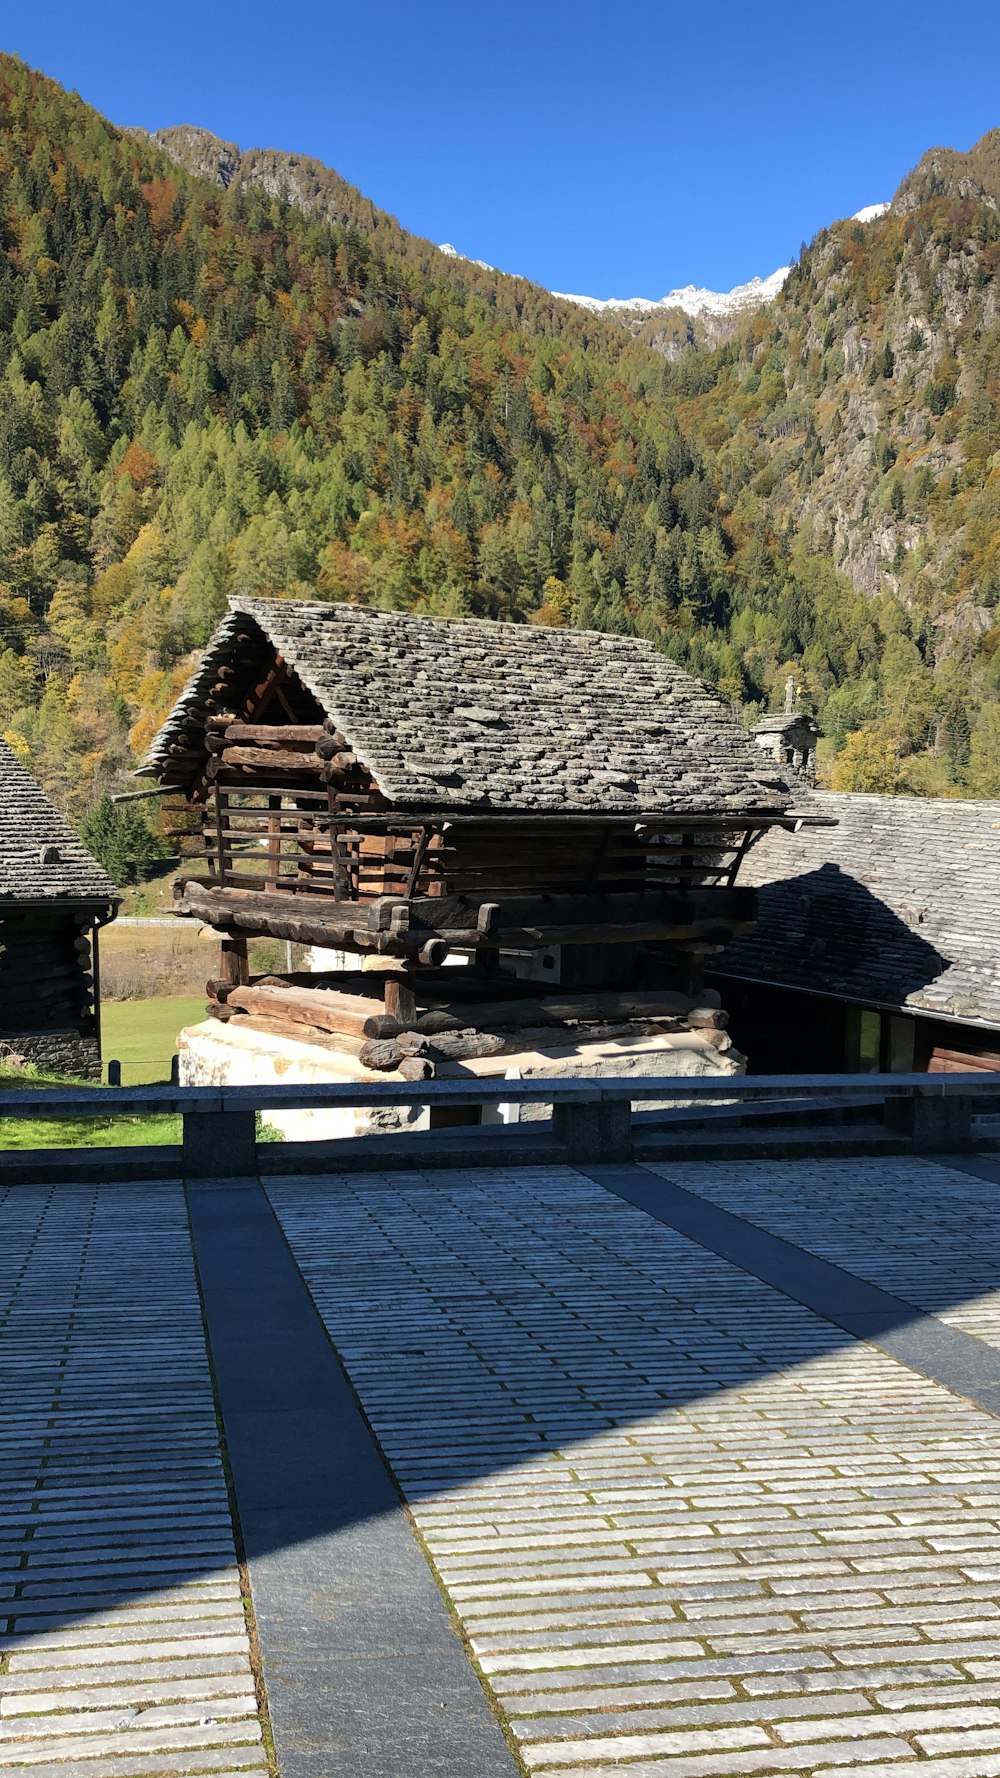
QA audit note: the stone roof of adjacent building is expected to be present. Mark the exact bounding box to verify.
[0,740,120,906]
[144,597,792,818]
[718,790,1000,1028]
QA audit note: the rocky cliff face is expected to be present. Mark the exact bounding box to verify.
[668,137,1000,618]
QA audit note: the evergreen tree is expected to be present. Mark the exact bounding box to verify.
[80,794,163,886]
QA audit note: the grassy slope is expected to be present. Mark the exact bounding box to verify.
[0,995,204,1148]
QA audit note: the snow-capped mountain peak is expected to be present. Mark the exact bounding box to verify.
[551,263,791,319]
[440,200,889,324]
[440,241,494,272]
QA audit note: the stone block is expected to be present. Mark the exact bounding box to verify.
[552,1097,633,1163]
[183,1108,257,1178]
[885,1088,975,1152]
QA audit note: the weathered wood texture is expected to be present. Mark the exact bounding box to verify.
[175,876,756,955]
[0,918,96,1034]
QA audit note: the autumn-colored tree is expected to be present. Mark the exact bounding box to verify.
[0,51,995,826]
[828,724,909,794]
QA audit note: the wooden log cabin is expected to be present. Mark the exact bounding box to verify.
[0,739,119,1079]
[142,599,814,1109]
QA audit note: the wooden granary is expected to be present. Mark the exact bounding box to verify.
[143,599,805,1096]
[0,739,119,1079]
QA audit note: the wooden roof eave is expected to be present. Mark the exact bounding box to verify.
[0,895,120,923]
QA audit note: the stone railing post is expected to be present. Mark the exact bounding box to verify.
[884,1084,974,1153]
[552,1095,633,1164]
[183,1106,257,1178]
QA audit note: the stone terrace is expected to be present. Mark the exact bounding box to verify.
[5,1156,1000,1776]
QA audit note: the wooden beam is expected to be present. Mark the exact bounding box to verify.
[384,978,418,1026]
[172,878,756,954]
[219,936,250,988]
[224,723,325,744]
[227,984,395,1039]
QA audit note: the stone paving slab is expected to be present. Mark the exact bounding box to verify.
[0,1182,265,1777]
[653,1156,1000,1349]
[590,1161,1000,1419]
[186,1179,517,1778]
[269,1162,1000,1778]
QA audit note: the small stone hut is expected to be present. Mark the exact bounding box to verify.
[716,790,1000,1073]
[0,740,120,1078]
[143,598,808,1134]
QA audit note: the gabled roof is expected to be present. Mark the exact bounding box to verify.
[718,791,1000,1028]
[0,740,120,906]
[143,597,792,818]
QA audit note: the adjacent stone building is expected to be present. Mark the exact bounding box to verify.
[0,740,120,1078]
[715,790,1000,1073]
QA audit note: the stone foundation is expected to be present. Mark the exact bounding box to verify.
[177,1018,744,1142]
[177,1020,427,1142]
[0,1031,102,1081]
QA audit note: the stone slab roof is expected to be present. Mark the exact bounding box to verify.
[718,791,1000,1028]
[144,598,792,818]
[0,740,120,906]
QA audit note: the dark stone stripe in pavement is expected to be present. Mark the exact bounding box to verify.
[583,1162,1000,1420]
[186,1179,518,1778]
[945,1154,1000,1188]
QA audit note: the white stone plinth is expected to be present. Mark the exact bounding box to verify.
[176,1018,743,1142]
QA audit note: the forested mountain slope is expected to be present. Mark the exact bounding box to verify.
[0,53,998,828]
[667,134,1000,786]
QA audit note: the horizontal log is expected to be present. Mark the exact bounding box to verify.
[177,897,369,951]
[368,886,755,935]
[173,877,753,954]
[424,1031,508,1062]
[210,776,368,803]
[219,747,325,774]
[227,983,394,1039]
[0,964,85,990]
[411,989,697,1036]
[418,1019,686,1062]
[930,1045,1000,1072]
[437,919,752,948]
[225,723,325,745]
[358,1037,415,1071]
[221,1011,367,1057]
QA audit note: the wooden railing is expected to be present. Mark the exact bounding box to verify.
[2,1073,999,1177]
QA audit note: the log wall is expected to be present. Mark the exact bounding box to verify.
[177,714,754,906]
[0,914,96,1038]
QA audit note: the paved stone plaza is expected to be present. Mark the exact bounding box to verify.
[5,1157,1000,1775]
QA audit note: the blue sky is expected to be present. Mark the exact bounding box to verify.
[8,1,1000,298]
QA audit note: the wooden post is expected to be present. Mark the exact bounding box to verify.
[384,976,418,1026]
[220,936,250,988]
[213,790,228,886]
[683,951,705,997]
[267,795,282,890]
[90,922,102,1057]
[327,787,348,901]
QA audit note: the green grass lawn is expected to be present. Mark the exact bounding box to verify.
[0,995,206,1150]
[102,995,206,1084]
[0,1067,182,1150]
